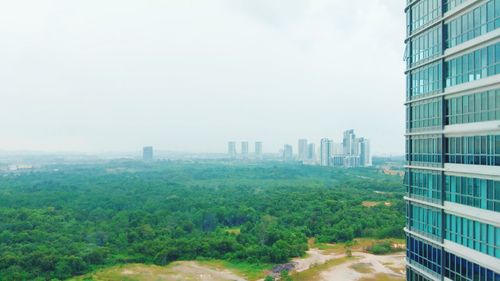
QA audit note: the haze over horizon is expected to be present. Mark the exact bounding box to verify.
[0,0,406,155]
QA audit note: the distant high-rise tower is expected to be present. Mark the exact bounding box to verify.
[241,141,249,159]
[298,139,308,161]
[255,141,263,160]
[283,144,293,161]
[228,141,236,158]
[404,1,499,280]
[342,129,356,155]
[358,138,371,167]
[307,143,316,162]
[353,138,361,156]
[143,146,153,161]
[320,138,332,166]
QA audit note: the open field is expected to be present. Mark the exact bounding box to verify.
[70,239,405,281]
[69,262,248,281]
[198,260,272,280]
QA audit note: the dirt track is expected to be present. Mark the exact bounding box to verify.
[291,248,343,272]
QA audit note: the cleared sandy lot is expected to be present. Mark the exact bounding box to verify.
[290,246,405,281]
[72,244,405,281]
[318,252,405,281]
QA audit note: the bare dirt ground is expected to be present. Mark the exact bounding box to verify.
[288,247,405,281]
[318,252,405,281]
[166,261,247,281]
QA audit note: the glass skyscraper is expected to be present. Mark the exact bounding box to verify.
[404,0,499,280]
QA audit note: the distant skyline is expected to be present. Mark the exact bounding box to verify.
[0,1,406,155]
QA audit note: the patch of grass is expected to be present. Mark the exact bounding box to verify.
[199,259,273,280]
[350,238,405,253]
[350,263,374,274]
[223,227,241,235]
[365,239,406,255]
[69,261,257,281]
[311,241,347,255]
[313,238,405,255]
[68,263,174,281]
[291,256,357,281]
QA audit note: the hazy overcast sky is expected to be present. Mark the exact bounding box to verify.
[0,0,406,155]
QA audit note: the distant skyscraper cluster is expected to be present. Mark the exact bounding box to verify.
[227,141,263,160]
[225,129,371,168]
[319,129,371,168]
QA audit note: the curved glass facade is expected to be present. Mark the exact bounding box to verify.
[405,0,500,279]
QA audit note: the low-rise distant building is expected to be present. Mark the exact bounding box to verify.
[344,155,360,168]
[331,155,345,167]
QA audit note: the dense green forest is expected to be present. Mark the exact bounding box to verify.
[0,161,404,280]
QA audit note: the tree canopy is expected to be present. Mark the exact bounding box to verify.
[0,161,404,280]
